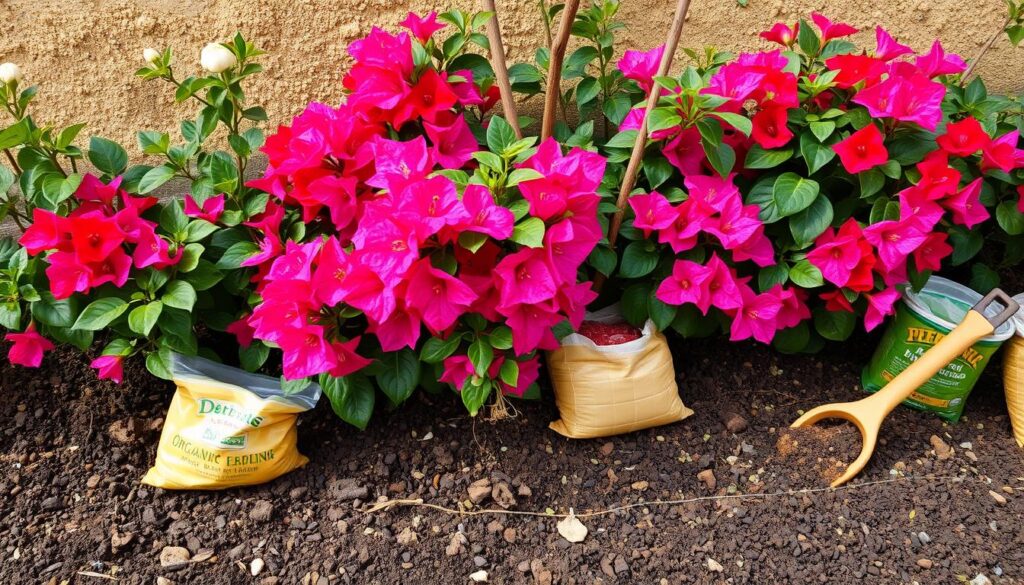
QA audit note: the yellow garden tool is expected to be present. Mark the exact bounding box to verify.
[791,289,1020,487]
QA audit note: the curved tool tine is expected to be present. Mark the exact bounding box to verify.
[790,403,853,428]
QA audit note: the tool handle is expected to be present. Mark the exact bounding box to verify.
[869,309,993,414]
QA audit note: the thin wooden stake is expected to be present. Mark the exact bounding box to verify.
[594,0,693,294]
[541,0,581,141]
[482,0,523,139]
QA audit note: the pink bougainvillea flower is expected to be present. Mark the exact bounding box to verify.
[44,252,92,299]
[731,225,776,267]
[74,174,123,208]
[760,22,798,46]
[863,216,929,271]
[914,151,961,200]
[773,286,811,329]
[833,124,888,173]
[544,218,599,285]
[498,355,541,397]
[937,117,990,156]
[898,186,945,232]
[133,227,182,269]
[405,258,478,333]
[226,316,255,348]
[980,132,1024,173]
[447,69,484,106]
[617,45,665,93]
[5,324,54,368]
[399,11,444,43]
[943,177,990,228]
[394,175,470,238]
[498,300,562,355]
[821,289,855,313]
[343,28,413,118]
[751,104,793,149]
[367,136,432,193]
[811,12,858,42]
[873,27,914,61]
[310,237,351,307]
[730,284,782,344]
[517,138,605,220]
[912,232,953,272]
[278,325,337,380]
[656,260,710,307]
[733,51,799,108]
[914,41,966,77]
[685,173,741,214]
[704,254,743,313]
[556,282,599,329]
[824,54,887,89]
[423,112,478,169]
[394,68,459,126]
[705,196,763,250]
[864,287,902,332]
[494,248,558,306]
[628,191,675,235]
[240,231,284,269]
[439,354,475,390]
[453,184,514,241]
[853,65,946,131]
[662,127,706,177]
[807,219,873,288]
[19,209,70,255]
[331,257,397,324]
[68,211,125,264]
[371,296,423,351]
[90,354,125,384]
[328,337,373,378]
[184,194,225,223]
[657,199,710,253]
[87,247,133,289]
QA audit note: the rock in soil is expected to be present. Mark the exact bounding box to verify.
[249,500,274,523]
[930,434,953,459]
[697,469,717,491]
[159,546,191,570]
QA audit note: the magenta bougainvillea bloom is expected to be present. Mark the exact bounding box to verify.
[937,117,990,156]
[810,12,857,42]
[399,11,445,43]
[864,287,902,332]
[617,45,665,93]
[90,355,125,384]
[729,285,782,344]
[833,124,888,173]
[760,22,798,46]
[944,178,990,228]
[628,192,675,235]
[5,324,54,368]
[873,27,914,61]
[184,193,225,223]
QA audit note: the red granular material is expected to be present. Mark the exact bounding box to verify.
[578,321,643,346]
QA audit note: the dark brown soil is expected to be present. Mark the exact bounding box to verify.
[1,334,1023,584]
[773,424,860,485]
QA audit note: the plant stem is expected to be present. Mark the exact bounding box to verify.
[481,0,523,139]
[541,0,581,140]
[962,14,1012,84]
[3,148,21,174]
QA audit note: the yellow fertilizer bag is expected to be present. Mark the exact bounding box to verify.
[1004,293,1024,448]
[142,354,320,490]
[546,306,693,438]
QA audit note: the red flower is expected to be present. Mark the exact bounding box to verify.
[824,54,886,89]
[833,124,888,173]
[937,117,990,156]
[760,22,798,46]
[394,68,458,126]
[750,105,793,149]
[68,211,125,264]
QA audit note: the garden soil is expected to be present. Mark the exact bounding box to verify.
[2,335,1023,584]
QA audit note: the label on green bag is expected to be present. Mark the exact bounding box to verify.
[862,300,1001,422]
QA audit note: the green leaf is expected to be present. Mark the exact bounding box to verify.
[859,168,885,198]
[486,116,517,154]
[813,308,855,341]
[588,245,617,276]
[128,301,163,336]
[621,282,652,326]
[648,296,677,331]
[468,337,494,376]
[375,348,420,406]
[511,217,545,248]
[648,108,683,133]
[702,138,736,178]
[619,241,660,278]
[789,196,833,245]
[184,260,225,290]
[489,326,513,350]
[460,377,492,417]
[744,145,793,169]
[162,280,197,311]
[796,18,820,56]
[73,298,129,331]
[178,243,204,273]
[138,164,177,194]
[31,292,77,327]
[996,201,1024,235]
[772,173,820,217]
[969,263,1000,293]
[159,200,189,236]
[87,136,128,176]
[472,150,503,171]
[788,259,824,288]
[799,132,836,175]
[137,130,169,154]
[499,359,519,388]
[281,376,312,397]
[0,119,30,150]
[949,227,983,266]
[809,120,835,142]
[713,112,753,137]
[643,156,673,189]
[239,342,270,372]
[145,347,174,380]
[758,263,789,291]
[575,76,601,104]
[773,322,810,353]
[320,373,376,430]
[0,303,20,330]
[216,241,259,269]
[421,334,463,364]
[185,219,219,243]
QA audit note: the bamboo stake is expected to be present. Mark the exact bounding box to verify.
[481,0,523,139]
[541,0,581,141]
[594,0,692,294]
[961,13,1012,84]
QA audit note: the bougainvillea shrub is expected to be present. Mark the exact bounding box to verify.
[1,35,273,380]
[600,13,1024,353]
[233,11,606,426]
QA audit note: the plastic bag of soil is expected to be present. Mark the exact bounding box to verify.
[546,305,693,438]
[1004,294,1024,448]
[141,354,320,490]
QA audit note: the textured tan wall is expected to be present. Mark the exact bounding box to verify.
[0,0,1020,154]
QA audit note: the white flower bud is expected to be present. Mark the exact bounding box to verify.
[0,63,22,84]
[200,43,237,73]
[143,48,161,65]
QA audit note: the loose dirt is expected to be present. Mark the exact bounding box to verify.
[774,424,860,485]
[1,335,1022,583]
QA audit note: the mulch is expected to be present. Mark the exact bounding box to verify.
[0,333,1022,584]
